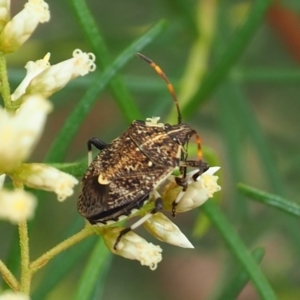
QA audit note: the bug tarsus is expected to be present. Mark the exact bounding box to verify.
[114,227,131,250]
[113,195,164,250]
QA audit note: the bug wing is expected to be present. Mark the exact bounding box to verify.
[129,122,180,167]
[78,175,109,220]
[78,123,177,224]
[78,165,173,224]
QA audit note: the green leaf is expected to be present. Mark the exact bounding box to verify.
[202,201,277,300]
[46,19,167,162]
[237,183,300,218]
[214,247,265,300]
[182,0,273,117]
[228,88,284,193]
[231,68,300,83]
[73,239,111,300]
[70,0,142,122]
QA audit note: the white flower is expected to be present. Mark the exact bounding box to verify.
[0,95,52,174]
[11,53,51,101]
[0,174,5,188]
[145,117,164,128]
[144,212,194,248]
[12,163,79,201]
[26,49,96,97]
[0,189,37,224]
[162,167,221,213]
[0,0,50,53]
[0,0,10,31]
[103,227,163,270]
[0,290,30,300]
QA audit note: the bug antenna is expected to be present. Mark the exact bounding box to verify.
[136,53,182,124]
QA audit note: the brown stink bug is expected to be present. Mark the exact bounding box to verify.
[77,53,209,248]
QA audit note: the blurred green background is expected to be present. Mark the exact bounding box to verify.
[1,0,300,299]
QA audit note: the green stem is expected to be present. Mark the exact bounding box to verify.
[0,54,12,110]
[19,220,31,294]
[30,225,94,272]
[0,260,20,291]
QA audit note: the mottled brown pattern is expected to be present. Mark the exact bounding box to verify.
[78,120,200,224]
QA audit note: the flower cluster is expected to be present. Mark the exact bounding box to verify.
[0,0,96,224]
[0,0,50,53]
[101,166,221,270]
[102,227,163,270]
[0,290,29,300]
[0,0,221,276]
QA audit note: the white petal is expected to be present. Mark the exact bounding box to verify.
[12,163,78,201]
[162,166,221,213]
[26,49,96,97]
[0,0,10,31]
[144,212,194,248]
[0,174,5,188]
[103,227,163,270]
[0,189,37,224]
[0,0,50,53]
[203,166,221,176]
[11,53,51,101]
[0,95,52,173]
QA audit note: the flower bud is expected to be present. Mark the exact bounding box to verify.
[0,95,52,174]
[26,49,96,97]
[0,189,37,224]
[0,0,10,31]
[162,167,221,213]
[102,227,162,270]
[12,163,78,201]
[144,212,194,248]
[11,53,50,101]
[0,174,5,188]
[0,0,50,53]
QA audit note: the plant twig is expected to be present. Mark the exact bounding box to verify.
[0,54,12,110]
[0,260,20,291]
[19,220,31,294]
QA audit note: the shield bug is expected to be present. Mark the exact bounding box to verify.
[78,53,209,248]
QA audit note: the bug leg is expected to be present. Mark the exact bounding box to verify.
[87,137,108,165]
[188,161,210,181]
[87,137,108,151]
[172,162,210,216]
[172,177,188,217]
[113,193,163,250]
[180,160,209,172]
